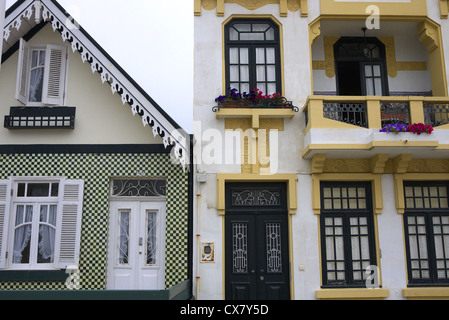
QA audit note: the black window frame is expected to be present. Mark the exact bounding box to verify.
[403,181,449,287]
[319,181,378,288]
[224,18,282,95]
[334,37,389,96]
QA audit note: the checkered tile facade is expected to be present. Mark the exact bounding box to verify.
[0,152,189,290]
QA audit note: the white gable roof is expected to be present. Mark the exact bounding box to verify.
[2,0,189,169]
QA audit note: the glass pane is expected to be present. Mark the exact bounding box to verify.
[256,66,266,82]
[267,65,276,82]
[374,78,382,95]
[26,183,50,197]
[266,48,275,64]
[240,48,249,64]
[13,205,33,264]
[38,205,57,263]
[118,211,130,265]
[267,83,276,95]
[240,66,249,82]
[146,211,157,265]
[266,223,282,273]
[233,223,248,273]
[29,68,45,102]
[230,66,239,81]
[229,48,238,64]
[366,78,374,95]
[365,65,372,77]
[256,48,265,64]
[373,65,381,76]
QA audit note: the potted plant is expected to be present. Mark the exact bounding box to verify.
[215,88,290,108]
[379,122,433,135]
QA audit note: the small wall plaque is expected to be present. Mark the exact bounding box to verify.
[201,243,214,263]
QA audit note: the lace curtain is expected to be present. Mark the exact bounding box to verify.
[13,204,57,264]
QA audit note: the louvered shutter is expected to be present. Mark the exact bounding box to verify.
[15,38,30,105]
[55,180,84,269]
[42,44,67,105]
[0,181,11,269]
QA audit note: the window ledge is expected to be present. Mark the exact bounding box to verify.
[316,288,390,300]
[403,287,449,300]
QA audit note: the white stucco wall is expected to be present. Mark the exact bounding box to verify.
[0,24,163,146]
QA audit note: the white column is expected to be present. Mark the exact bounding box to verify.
[0,0,5,71]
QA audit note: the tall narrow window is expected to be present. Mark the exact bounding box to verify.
[320,182,377,287]
[225,19,281,95]
[403,182,449,285]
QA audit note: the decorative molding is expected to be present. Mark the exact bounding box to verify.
[312,36,339,78]
[378,37,427,78]
[370,154,388,174]
[418,21,440,54]
[440,0,449,19]
[3,1,189,169]
[393,154,412,174]
[196,0,307,17]
[313,36,427,79]
[225,118,284,174]
[311,154,326,174]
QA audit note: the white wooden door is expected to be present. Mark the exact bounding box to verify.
[107,201,166,290]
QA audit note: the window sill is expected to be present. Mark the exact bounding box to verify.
[316,288,390,300]
[0,270,68,282]
[402,287,449,300]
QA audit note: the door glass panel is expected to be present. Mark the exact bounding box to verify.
[266,223,282,273]
[232,223,248,273]
[118,210,130,265]
[146,211,157,266]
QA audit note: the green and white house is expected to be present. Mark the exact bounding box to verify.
[0,0,192,299]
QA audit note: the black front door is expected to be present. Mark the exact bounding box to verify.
[225,183,290,300]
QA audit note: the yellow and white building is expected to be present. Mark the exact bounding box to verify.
[193,0,449,300]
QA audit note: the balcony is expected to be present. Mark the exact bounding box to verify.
[302,96,449,159]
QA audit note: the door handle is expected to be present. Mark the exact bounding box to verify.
[260,269,265,274]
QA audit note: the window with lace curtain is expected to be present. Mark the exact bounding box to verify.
[15,38,68,106]
[0,178,84,271]
[224,18,282,95]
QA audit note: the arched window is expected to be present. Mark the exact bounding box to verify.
[334,37,389,96]
[224,19,282,95]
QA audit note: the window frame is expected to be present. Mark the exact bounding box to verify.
[16,38,68,107]
[224,18,282,95]
[319,181,378,288]
[334,37,389,96]
[0,177,84,272]
[403,181,449,287]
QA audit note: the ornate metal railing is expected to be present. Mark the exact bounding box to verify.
[424,103,449,127]
[380,102,411,126]
[323,102,368,128]
[303,96,449,131]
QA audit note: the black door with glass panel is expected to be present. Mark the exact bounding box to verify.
[225,183,290,300]
[334,37,389,96]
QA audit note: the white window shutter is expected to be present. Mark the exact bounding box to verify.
[55,179,84,269]
[0,180,11,269]
[42,44,67,105]
[15,38,30,105]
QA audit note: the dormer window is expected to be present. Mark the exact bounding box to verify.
[15,38,68,106]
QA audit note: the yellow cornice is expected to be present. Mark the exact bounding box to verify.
[320,0,427,19]
[194,0,307,17]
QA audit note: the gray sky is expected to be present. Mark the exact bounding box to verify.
[5,0,194,132]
